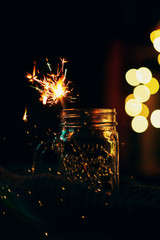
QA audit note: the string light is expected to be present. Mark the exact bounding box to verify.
[125,68,140,86]
[136,67,152,84]
[144,77,159,95]
[153,37,160,52]
[125,65,160,133]
[150,26,160,61]
[131,116,148,133]
[133,85,150,103]
[139,104,149,118]
[125,98,142,117]
[150,29,160,43]
[125,94,135,103]
[150,110,160,128]
[157,54,160,65]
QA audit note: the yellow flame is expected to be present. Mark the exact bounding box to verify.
[23,106,28,122]
[53,79,65,98]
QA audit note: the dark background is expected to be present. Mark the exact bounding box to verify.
[1,1,160,176]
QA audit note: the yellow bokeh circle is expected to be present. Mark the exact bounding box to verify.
[136,67,152,84]
[125,69,140,86]
[125,99,142,117]
[145,77,159,95]
[150,109,160,128]
[131,116,148,133]
[158,54,160,65]
[153,37,160,52]
[133,85,150,102]
[139,104,149,118]
[150,29,160,43]
[125,94,135,103]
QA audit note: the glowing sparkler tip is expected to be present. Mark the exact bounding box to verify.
[26,58,75,107]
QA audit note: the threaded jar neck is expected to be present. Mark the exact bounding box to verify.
[60,108,117,128]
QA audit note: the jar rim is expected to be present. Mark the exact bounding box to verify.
[60,108,117,117]
[59,108,117,127]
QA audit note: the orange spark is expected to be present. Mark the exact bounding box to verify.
[26,58,74,107]
[26,61,37,83]
[23,106,28,122]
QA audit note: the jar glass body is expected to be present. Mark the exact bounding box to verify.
[57,108,119,193]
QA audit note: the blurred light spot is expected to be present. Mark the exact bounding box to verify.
[125,94,135,103]
[133,85,150,102]
[125,99,142,117]
[139,104,149,118]
[145,77,159,95]
[131,116,148,133]
[158,54,160,65]
[150,29,160,43]
[136,67,152,84]
[150,109,160,128]
[153,37,160,52]
[38,200,43,207]
[3,137,7,141]
[125,68,140,86]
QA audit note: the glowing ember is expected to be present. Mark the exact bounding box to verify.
[26,58,74,107]
[23,105,28,122]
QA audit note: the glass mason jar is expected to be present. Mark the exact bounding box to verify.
[33,108,119,193]
[55,108,119,193]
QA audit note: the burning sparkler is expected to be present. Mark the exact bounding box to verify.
[26,58,75,108]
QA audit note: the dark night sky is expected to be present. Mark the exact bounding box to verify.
[0,1,160,136]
